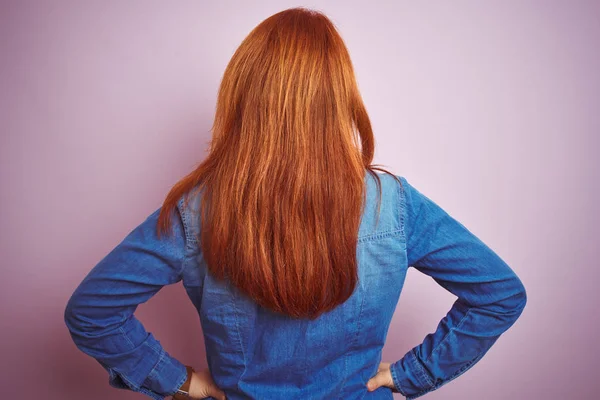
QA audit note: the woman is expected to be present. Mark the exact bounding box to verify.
[64,7,527,400]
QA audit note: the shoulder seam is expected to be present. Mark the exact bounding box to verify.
[396,175,407,245]
[177,195,198,250]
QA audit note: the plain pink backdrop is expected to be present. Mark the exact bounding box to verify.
[1,1,598,399]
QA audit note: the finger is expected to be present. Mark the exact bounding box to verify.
[366,372,387,391]
[209,385,227,400]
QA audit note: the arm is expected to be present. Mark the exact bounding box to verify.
[389,176,527,399]
[64,200,191,400]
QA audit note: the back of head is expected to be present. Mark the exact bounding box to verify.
[159,7,397,320]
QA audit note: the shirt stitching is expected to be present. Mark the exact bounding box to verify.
[357,229,402,243]
[426,307,473,364]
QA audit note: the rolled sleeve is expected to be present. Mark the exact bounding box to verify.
[391,176,527,399]
[390,347,433,397]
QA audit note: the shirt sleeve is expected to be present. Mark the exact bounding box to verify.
[64,200,191,400]
[389,176,527,400]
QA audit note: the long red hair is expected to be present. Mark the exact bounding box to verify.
[158,7,400,320]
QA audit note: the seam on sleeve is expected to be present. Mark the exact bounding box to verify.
[145,348,166,383]
[409,348,435,388]
[145,338,164,357]
[177,196,195,248]
[397,175,407,247]
[119,326,136,349]
[425,307,473,364]
[176,197,195,277]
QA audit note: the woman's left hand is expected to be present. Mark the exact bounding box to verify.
[366,361,395,392]
[188,367,227,399]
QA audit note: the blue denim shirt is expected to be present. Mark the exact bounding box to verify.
[64,173,527,399]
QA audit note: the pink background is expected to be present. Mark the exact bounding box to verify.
[1,1,598,399]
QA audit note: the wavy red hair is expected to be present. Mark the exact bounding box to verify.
[158,7,400,319]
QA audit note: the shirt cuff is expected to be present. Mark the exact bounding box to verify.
[142,347,189,396]
[105,343,188,400]
[390,348,435,399]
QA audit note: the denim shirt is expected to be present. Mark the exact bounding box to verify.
[64,173,527,400]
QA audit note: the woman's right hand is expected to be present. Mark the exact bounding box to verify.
[188,367,227,400]
[366,361,396,392]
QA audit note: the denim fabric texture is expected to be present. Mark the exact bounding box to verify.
[64,173,527,399]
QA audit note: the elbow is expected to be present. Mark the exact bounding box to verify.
[64,291,98,347]
[64,292,80,334]
[517,285,527,311]
[481,280,527,324]
[64,290,127,340]
[500,282,527,323]
[64,290,91,337]
[515,285,527,320]
[512,278,527,313]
